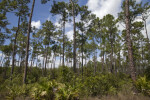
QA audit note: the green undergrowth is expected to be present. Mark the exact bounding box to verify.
[0,66,150,100]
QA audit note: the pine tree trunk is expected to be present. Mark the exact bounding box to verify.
[81,33,84,79]
[102,48,104,73]
[42,57,44,76]
[62,21,65,66]
[0,52,3,67]
[23,0,35,84]
[60,54,61,66]
[125,0,136,81]
[70,0,76,73]
[81,38,83,79]
[11,16,20,80]
[143,18,150,65]
[44,46,48,76]
[141,41,144,73]
[53,52,56,69]
[143,17,150,47]
[94,51,96,75]
[110,34,114,73]
[118,49,121,72]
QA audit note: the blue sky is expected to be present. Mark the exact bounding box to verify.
[6,0,87,29]
[6,0,150,46]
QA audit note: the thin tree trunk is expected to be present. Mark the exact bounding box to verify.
[23,0,35,84]
[143,17,150,45]
[118,49,121,73]
[141,41,144,73]
[42,56,44,76]
[101,47,104,73]
[31,60,33,67]
[60,54,61,66]
[11,16,21,80]
[53,52,56,69]
[94,51,96,75]
[81,32,84,79]
[36,52,38,68]
[143,17,150,65]
[70,0,76,73]
[0,52,4,67]
[125,0,136,81]
[62,21,65,66]
[44,46,48,76]
[85,57,87,67]
[110,33,114,73]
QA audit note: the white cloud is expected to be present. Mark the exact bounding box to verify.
[87,0,143,19]
[87,0,122,19]
[31,20,41,29]
[66,30,73,41]
[117,22,125,31]
[66,22,72,28]
[47,15,51,21]
[143,16,150,39]
[136,0,142,3]
[54,22,61,28]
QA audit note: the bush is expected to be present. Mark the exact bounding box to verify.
[74,73,129,97]
[27,68,42,83]
[136,76,150,96]
[30,79,79,100]
[58,66,74,83]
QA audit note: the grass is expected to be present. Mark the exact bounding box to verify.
[83,94,150,100]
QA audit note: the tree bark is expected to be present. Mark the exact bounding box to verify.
[0,52,4,67]
[62,21,65,66]
[70,0,76,73]
[23,0,35,84]
[125,0,136,81]
[44,46,48,76]
[101,47,104,73]
[110,33,114,73]
[81,32,84,79]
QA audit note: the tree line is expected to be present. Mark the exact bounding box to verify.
[0,0,150,84]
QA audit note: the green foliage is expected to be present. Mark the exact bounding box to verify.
[1,76,32,100]
[30,79,79,100]
[73,73,130,98]
[136,76,150,96]
[6,84,32,100]
[145,66,150,80]
[27,68,42,83]
[58,66,74,83]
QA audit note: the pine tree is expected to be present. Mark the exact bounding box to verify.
[23,0,35,84]
[51,1,69,66]
[125,0,136,81]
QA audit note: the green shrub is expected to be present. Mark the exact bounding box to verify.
[27,68,42,83]
[136,76,150,96]
[76,73,129,97]
[58,66,74,83]
[5,83,32,100]
[30,79,79,100]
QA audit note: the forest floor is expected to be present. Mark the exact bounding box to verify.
[84,94,150,100]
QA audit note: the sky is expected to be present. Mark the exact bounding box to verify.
[1,0,150,67]
[6,0,150,40]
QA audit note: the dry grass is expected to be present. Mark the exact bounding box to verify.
[100,94,150,100]
[82,94,150,100]
[82,92,150,100]
[82,84,150,100]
